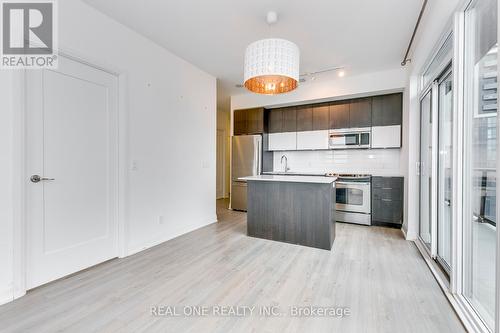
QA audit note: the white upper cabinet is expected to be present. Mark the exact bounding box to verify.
[371,125,401,148]
[268,132,297,151]
[296,130,329,150]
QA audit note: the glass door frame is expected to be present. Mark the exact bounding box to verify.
[418,65,453,268]
[461,0,498,329]
[452,0,499,332]
[418,84,437,257]
[437,66,454,275]
[417,26,454,262]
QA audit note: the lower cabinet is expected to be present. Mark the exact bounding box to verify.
[371,176,404,227]
[268,132,297,151]
[296,130,329,150]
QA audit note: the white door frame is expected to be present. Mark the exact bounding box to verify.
[11,48,129,299]
[216,128,226,199]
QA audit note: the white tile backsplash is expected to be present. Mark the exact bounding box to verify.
[273,149,402,176]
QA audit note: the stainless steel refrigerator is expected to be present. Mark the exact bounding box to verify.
[231,135,262,211]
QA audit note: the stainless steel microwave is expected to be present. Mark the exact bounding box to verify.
[328,128,371,149]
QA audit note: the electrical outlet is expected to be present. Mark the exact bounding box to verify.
[158,216,165,225]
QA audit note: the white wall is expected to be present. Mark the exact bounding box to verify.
[231,67,410,226]
[404,0,462,239]
[64,0,217,254]
[0,71,14,304]
[231,68,408,112]
[0,0,216,304]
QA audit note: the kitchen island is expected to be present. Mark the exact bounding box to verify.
[240,175,337,250]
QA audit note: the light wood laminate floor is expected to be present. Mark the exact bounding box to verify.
[0,199,465,333]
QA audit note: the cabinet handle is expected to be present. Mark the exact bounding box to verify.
[382,187,392,190]
[382,199,392,202]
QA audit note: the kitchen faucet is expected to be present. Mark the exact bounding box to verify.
[280,154,290,173]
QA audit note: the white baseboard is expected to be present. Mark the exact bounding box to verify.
[0,288,13,306]
[402,227,417,240]
[13,287,26,300]
[126,217,218,257]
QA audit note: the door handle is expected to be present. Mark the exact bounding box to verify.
[444,199,451,206]
[30,175,55,183]
[472,213,486,223]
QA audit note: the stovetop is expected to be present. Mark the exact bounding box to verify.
[325,173,371,179]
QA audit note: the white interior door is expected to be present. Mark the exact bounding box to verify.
[26,56,119,289]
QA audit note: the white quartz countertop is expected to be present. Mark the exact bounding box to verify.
[239,175,337,184]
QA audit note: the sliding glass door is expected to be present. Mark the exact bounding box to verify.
[437,70,453,271]
[419,67,454,273]
[420,91,433,250]
[463,0,497,329]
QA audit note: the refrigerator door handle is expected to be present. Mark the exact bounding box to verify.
[257,149,261,175]
[253,139,257,176]
[256,137,261,175]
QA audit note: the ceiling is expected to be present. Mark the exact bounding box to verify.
[83,0,423,110]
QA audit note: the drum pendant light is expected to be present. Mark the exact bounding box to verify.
[243,13,300,95]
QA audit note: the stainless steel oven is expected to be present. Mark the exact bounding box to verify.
[328,128,371,149]
[332,174,371,225]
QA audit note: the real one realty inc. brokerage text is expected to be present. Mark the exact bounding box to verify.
[151,305,352,318]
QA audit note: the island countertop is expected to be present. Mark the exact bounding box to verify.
[239,175,337,184]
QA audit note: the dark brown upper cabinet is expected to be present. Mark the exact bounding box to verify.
[233,108,264,135]
[260,92,402,135]
[312,104,330,130]
[282,107,297,132]
[296,105,313,132]
[372,93,403,126]
[295,104,328,131]
[268,108,283,133]
[233,109,247,135]
[246,108,264,134]
[329,101,350,129]
[268,107,296,133]
[349,98,372,128]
